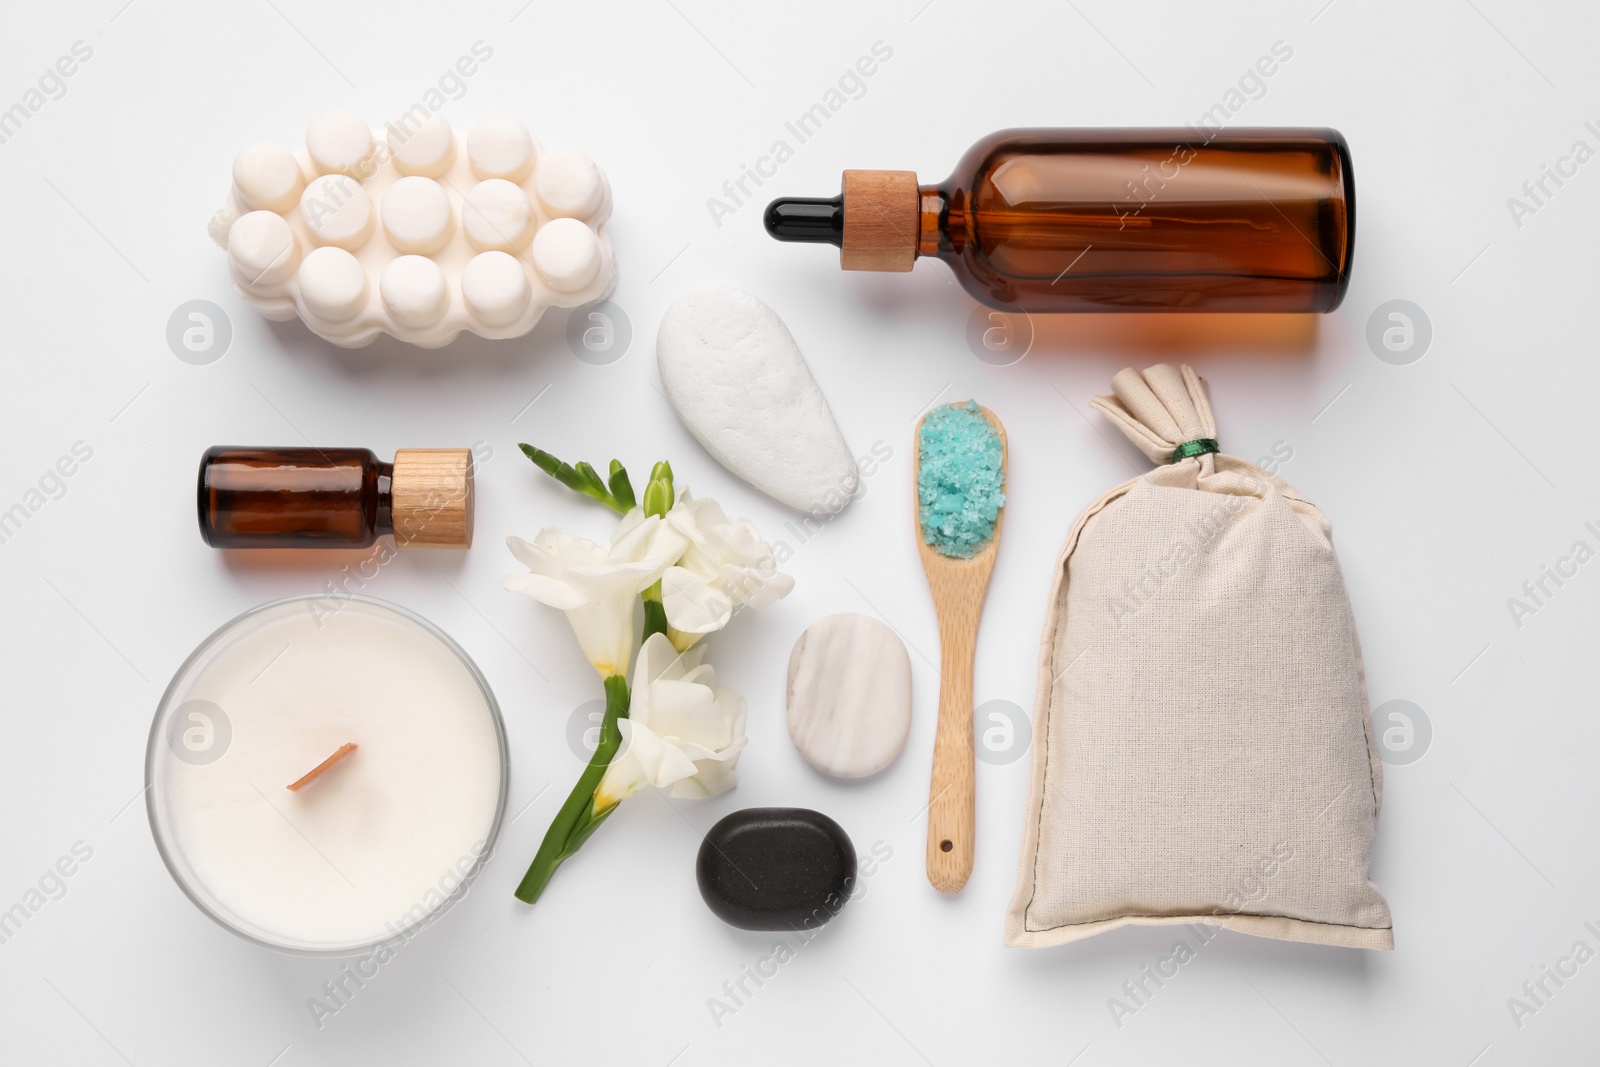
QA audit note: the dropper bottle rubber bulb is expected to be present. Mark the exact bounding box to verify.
[764,196,844,247]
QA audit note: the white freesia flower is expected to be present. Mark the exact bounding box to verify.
[594,633,747,808]
[660,489,794,646]
[503,510,685,677]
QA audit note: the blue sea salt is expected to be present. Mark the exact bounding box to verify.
[917,401,1005,559]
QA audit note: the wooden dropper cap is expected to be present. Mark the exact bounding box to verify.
[764,171,919,273]
[391,448,474,548]
[840,170,919,272]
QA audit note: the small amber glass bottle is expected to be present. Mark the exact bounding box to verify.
[765,127,1354,313]
[197,446,474,549]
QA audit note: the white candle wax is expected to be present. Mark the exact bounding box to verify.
[148,596,506,954]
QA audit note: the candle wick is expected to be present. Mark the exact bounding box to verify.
[287,742,359,792]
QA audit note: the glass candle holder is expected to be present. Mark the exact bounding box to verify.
[146,594,508,956]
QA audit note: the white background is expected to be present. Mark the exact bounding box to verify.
[1,1,1596,1063]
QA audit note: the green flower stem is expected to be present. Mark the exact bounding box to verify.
[519,444,635,514]
[641,581,668,642]
[560,801,616,858]
[515,673,631,905]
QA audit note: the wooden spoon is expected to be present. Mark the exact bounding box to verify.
[913,403,1006,894]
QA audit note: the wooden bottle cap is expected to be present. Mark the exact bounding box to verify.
[841,170,918,272]
[391,448,474,549]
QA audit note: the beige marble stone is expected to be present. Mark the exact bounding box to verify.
[787,613,911,779]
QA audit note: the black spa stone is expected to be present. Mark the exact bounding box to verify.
[696,807,857,931]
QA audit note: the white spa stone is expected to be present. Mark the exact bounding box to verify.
[306,110,375,177]
[298,246,368,322]
[467,117,536,182]
[231,143,304,213]
[215,116,614,346]
[461,179,533,252]
[534,149,604,218]
[787,613,912,779]
[657,287,860,513]
[300,174,373,250]
[388,113,456,177]
[381,176,454,255]
[530,217,600,291]
[461,252,531,327]
[227,210,299,289]
[381,255,449,329]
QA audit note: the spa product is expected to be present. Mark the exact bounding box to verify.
[1006,364,1391,950]
[787,613,911,779]
[697,808,856,931]
[657,287,858,514]
[765,128,1353,313]
[146,595,507,954]
[212,112,614,347]
[197,446,473,549]
[914,402,1007,894]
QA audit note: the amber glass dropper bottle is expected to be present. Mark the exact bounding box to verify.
[197,447,474,549]
[764,127,1354,313]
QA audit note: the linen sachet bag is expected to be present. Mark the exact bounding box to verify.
[1006,364,1391,950]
